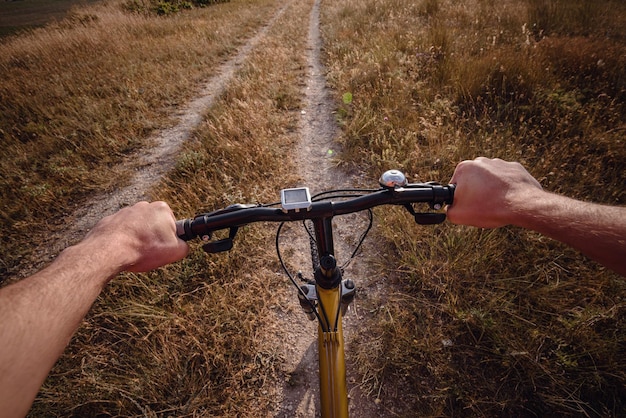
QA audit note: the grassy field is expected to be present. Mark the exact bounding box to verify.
[321,0,626,415]
[1,0,625,416]
[0,0,273,280]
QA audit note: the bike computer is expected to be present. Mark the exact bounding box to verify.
[280,187,312,212]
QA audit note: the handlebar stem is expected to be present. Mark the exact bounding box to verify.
[315,255,342,290]
[314,217,335,259]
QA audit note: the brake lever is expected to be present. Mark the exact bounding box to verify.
[202,226,239,253]
[403,204,446,225]
[196,204,258,253]
[414,213,446,225]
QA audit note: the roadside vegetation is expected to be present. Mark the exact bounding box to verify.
[0,0,276,280]
[322,0,625,415]
[0,0,624,416]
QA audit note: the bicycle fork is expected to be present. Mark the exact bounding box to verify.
[298,254,356,418]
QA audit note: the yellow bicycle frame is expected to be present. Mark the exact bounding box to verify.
[317,284,348,418]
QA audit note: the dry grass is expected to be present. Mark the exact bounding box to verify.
[322,0,626,415]
[2,0,625,416]
[0,0,277,279]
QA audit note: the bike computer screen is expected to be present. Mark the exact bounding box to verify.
[280,187,312,212]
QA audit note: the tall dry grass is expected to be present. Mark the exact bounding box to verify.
[322,0,625,415]
[0,0,277,280]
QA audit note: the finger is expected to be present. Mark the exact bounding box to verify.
[449,160,469,184]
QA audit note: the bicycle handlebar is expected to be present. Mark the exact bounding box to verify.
[176,182,455,242]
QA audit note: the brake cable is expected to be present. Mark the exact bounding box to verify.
[302,208,373,271]
[275,222,324,325]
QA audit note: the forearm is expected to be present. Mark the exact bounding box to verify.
[0,201,189,417]
[0,241,122,418]
[513,190,626,276]
[448,158,625,276]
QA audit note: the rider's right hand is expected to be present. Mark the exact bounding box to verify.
[446,157,544,228]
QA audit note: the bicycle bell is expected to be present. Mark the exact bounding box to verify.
[379,169,407,189]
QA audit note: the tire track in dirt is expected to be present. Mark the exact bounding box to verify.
[272,0,382,416]
[18,2,290,278]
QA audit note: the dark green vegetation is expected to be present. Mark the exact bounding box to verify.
[0,0,100,36]
[0,0,228,37]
